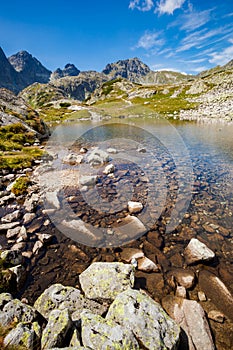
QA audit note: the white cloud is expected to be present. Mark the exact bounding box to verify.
[209,41,233,65]
[176,25,233,52]
[129,0,154,12]
[156,0,186,15]
[136,31,165,49]
[169,8,213,31]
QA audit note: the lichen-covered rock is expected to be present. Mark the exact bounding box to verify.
[79,262,134,301]
[1,249,24,265]
[184,238,215,265]
[4,322,40,350]
[0,298,37,326]
[162,295,215,350]
[34,283,106,320]
[106,289,180,350]
[41,308,72,349]
[0,293,13,310]
[81,310,139,350]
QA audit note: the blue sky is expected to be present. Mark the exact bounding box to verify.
[1,0,233,74]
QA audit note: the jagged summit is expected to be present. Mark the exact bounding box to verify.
[8,50,51,86]
[0,47,24,93]
[102,57,151,82]
[50,63,80,80]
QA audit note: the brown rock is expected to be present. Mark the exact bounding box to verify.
[120,248,144,263]
[137,257,159,272]
[199,270,233,321]
[162,296,215,350]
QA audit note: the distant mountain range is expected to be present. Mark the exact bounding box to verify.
[0,46,232,102]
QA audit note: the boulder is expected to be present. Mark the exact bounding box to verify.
[184,238,215,265]
[167,269,195,289]
[79,262,134,301]
[0,298,37,326]
[6,226,21,239]
[199,270,233,321]
[23,212,36,224]
[86,148,109,166]
[1,210,20,223]
[63,153,84,165]
[41,309,72,349]
[1,249,24,265]
[107,289,180,350]
[79,175,98,186]
[46,191,60,209]
[81,310,139,349]
[127,201,143,214]
[103,163,115,175]
[162,296,215,350]
[113,215,147,241]
[4,322,40,350]
[34,284,106,320]
[137,257,160,272]
[0,221,20,231]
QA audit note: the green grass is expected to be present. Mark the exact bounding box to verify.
[91,89,197,118]
[11,176,31,196]
[0,147,44,171]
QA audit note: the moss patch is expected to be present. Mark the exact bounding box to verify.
[11,176,31,196]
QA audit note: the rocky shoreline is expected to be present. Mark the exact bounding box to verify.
[0,138,233,350]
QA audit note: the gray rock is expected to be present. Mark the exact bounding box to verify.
[86,148,109,166]
[17,225,27,241]
[79,262,134,301]
[107,148,118,154]
[24,193,39,212]
[0,293,13,310]
[32,240,44,254]
[34,284,106,321]
[184,238,215,265]
[127,201,143,214]
[46,191,60,209]
[81,310,139,349]
[4,322,40,350]
[41,309,72,349]
[23,212,36,224]
[103,163,115,175]
[137,256,159,272]
[79,175,98,186]
[113,215,147,241]
[1,210,20,223]
[1,249,24,265]
[107,289,180,350]
[0,298,37,326]
[6,226,21,239]
[162,296,215,350]
[0,221,20,231]
[36,233,53,243]
[63,153,84,165]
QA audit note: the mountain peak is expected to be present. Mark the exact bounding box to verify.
[102,57,151,81]
[8,50,51,85]
[50,63,80,80]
